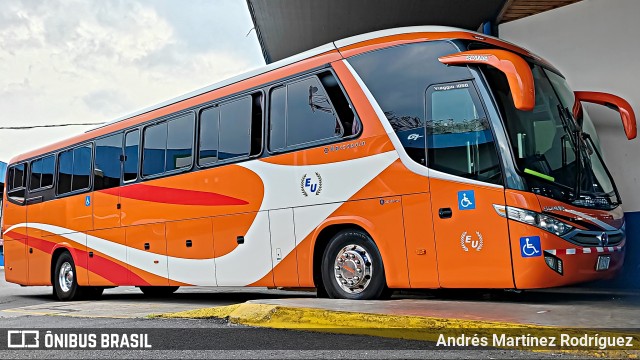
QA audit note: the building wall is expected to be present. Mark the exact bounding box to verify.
[500,0,640,288]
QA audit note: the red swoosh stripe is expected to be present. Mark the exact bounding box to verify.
[6,231,150,286]
[102,184,248,206]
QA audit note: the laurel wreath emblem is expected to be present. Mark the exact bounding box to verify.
[300,174,308,197]
[300,173,323,196]
[460,231,484,252]
[475,231,484,251]
[314,172,323,195]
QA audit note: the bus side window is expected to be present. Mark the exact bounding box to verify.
[166,114,195,171]
[426,81,502,185]
[198,107,220,166]
[7,163,26,204]
[348,41,474,166]
[57,144,92,195]
[29,155,54,191]
[268,72,352,152]
[72,145,92,191]
[124,130,139,182]
[57,149,73,194]
[198,92,261,166]
[95,133,123,190]
[219,96,252,161]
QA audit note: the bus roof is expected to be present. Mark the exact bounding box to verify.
[10,25,544,164]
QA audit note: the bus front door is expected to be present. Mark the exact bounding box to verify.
[429,178,513,288]
[424,80,514,289]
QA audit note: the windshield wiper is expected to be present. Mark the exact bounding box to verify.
[556,104,581,202]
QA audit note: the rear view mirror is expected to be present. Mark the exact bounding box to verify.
[573,91,637,140]
[439,49,535,111]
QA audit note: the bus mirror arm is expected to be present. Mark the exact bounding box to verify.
[438,49,535,111]
[573,91,637,140]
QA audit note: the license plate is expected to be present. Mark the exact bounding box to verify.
[596,255,611,271]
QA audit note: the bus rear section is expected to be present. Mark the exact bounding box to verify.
[3,27,636,300]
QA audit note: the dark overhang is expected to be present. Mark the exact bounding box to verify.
[247,0,582,63]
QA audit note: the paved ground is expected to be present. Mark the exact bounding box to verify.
[2,270,637,358]
[248,288,640,328]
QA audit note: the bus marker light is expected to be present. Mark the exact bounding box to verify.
[596,255,611,271]
[544,252,563,275]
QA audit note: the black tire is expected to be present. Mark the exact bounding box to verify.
[139,286,179,297]
[53,252,82,301]
[316,285,329,298]
[321,229,390,300]
[82,287,105,300]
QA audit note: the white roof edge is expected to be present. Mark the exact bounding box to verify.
[88,41,338,132]
[334,25,529,56]
[334,25,472,48]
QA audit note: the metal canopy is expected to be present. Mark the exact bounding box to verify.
[247,0,582,63]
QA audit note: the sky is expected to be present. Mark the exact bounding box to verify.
[0,0,265,163]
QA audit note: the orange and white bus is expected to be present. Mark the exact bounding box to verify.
[3,27,636,300]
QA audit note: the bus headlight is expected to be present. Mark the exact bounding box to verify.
[493,205,573,236]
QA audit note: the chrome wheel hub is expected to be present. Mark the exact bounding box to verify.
[334,244,373,294]
[58,262,74,293]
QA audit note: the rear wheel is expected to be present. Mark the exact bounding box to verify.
[321,229,391,300]
[139,286,179,297]
[53,252,81,301]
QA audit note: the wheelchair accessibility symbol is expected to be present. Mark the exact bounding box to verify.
[457,190,475,210]
[520,236,541,257]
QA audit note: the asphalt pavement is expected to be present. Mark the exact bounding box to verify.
[0,270,608,358]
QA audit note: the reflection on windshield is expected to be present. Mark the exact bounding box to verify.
[484,64,619,209]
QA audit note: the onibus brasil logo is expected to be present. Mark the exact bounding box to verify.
[301,172,323,196]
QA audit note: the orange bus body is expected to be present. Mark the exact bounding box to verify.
[2,27,627,299]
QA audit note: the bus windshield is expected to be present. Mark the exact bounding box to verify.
[485,64,619,209]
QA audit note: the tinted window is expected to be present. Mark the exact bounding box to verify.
[348,41,472,165]
[95,134,122,190]
[57,150,73,194]
[426,82,502,185]
[30,158,42,190]
[7,163,26,203]
[287,77,342,147]
[9,163,25,190]
[124,130,139,182]
[143,122,167,177]
[269,87,286,151]
[219,97,251,161]
[199,107,220,165]
[166,115,194,171]
[29,155,54,190]
[57,145,92,195]
[72,145,92,191]
[40,156,55,188]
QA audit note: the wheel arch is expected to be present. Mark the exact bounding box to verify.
[310,216,386,290]
[50,243,84,287]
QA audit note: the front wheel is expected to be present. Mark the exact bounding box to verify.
[321,230,391,300]
[53,252,81,301]
[139,286,179,297]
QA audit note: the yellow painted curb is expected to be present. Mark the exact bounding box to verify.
[157,303,640,358]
